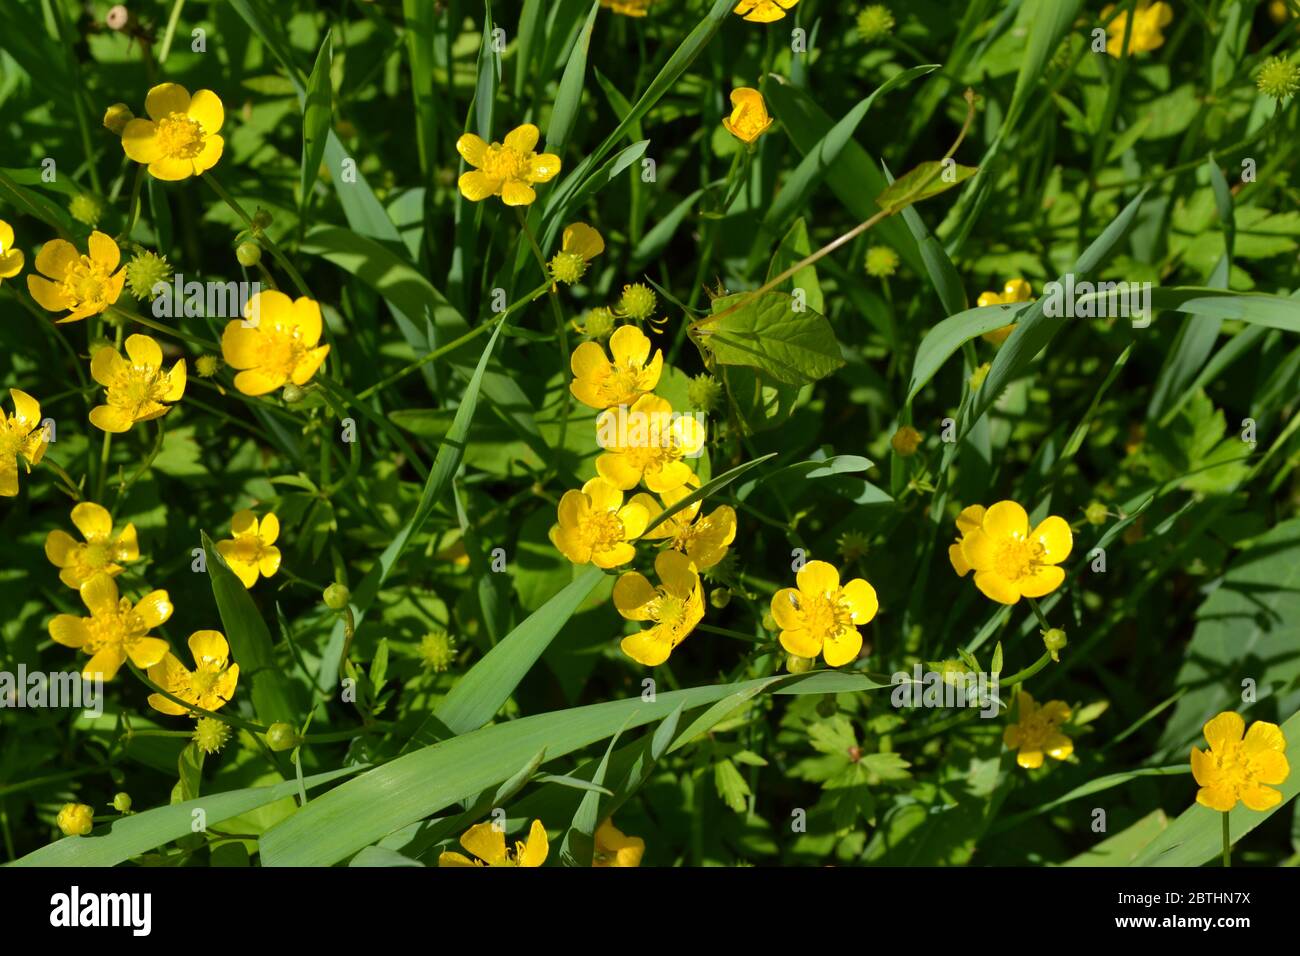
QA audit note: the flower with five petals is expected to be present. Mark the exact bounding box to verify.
[215,510,282,588]
[45,502,140,589]
[595,394,705,494]
[613,550,705,666]
[48,574,172,680]
[456,124,561,206]
[147,631,240,717]
[570,325,663,410]
[221,290,330,396]
[0,219,24,284]
[26,231,125,323]
[89,333,186,433]
[958,500,1072,605]
[1191,712,1290,812]
[1004,691,1073,769]
[439,820,549,867]
[120,83,225,180]
[733,0,800,23]
[0,389,49,497]
[722,88,773,144]
[771,560,878,667]
[549,477,649,569]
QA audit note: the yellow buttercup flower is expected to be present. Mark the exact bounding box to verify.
[550,477,649,569]
[771,560,878,667]
[1004,690,1073,769]
[570,324,663,409]
[45,502,140,589]
[734,0,799,22]
[0,389,49,497]
[47,573,172,680]
[596,394,706,494]
[600,0,653,15]
[959,500,1072,605]
[56,803,95,837]
[978,278,1032,345]
[147,630,240,717]
[613,550,705,666]
[594,819,645,867]
[456,124,561,206]
[120,82,225,180]
[221,290,330,396]
[89,333,186,433]
[947,504,985,577]
[722,88,773,145]
[1102,1,1172,57]
[1191,712,1290,812]
[0,219,24,283]
[549,223,605,285]
[439,820,549,867]
[26,231,126,323]
[215,509,282,588]
[634,479,736,570]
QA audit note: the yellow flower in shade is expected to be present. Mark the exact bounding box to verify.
[569,324,663,409]
[1191,712,1290,812]
[120,83,225,180]
[596,394,706,494]
[601,0,653,15]
[0,389,49,497]
[26,231,125,323]
[722,88,773,145]
[221,290,330,396]
[1004,691,1073,769]
[89,333,186,433]
[57,803,95,837]
[734,0,799,22]
[1102,2,1172,57]
[633,479,736,570]
[549,223,605,285]
[771,560,878,667]
[456,124,561,206]
[594,819,645,867]
[959,500,1072,605]
[45,502,140,589]
[215,510,282,588]
[0,219,24,283]
[549,477,649,569]
[978,278,1032,345]
[947,504,985,577]
[48,574,172,680]
[613,550,705,666]
[439,820,549,867]
[147,631,240,717]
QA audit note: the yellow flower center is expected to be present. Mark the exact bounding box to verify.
[651,589,688,631]
[580,509,626,554]
[155,113,206,160]
[0,419,26,458]
[800,591,853,639]
[191,667,221,696]
[601,363,648,404]
[549,251,587,284]
[106,362,172,420]
[1013,707,1064,752]
[480,144,527,182]
[228,533,269,564]
[80,541,112,570]
[993,536,1046,582]
[60,256,113,308]
[83,598,144,653]
[257,324,312,378]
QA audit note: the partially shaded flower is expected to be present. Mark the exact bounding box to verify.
[1102,1,1172,57]
[595,394,706,494]
[978,278,1033,345]
[549,477,648,569]
[456,124,561,206]
[1191,712,1290,812]
[734,0,800,23]
[147,630,240,717]
[947,504,985,577]
[549,223,605,285]
[0,219,23,284]
[722,88,773,144]
[439,819,549,867]
[221,290,330,396]
[48,573,172,680]
[570,324,663,409]
[102,103,133,135]
[959,500,1072,604]
[1004,690,1073,769]
[45,502,140,589]
[120,83,225,180]
[600,0,654,15]
[613,550,705,666]
[633,478,736,569]
[0,389,49,497]
[26,231,125,323]
[771,560,878,667]
[593,819,645,867]
[89,333,186,433]
[215,510,282,588]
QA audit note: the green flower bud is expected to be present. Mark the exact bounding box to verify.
[709,587,731,609]
[112,792,133,813]
[786,653,814,674]
[1042,628,1067,663]
[281,383,306,404]
[323,583,351,610]
[236,241,262,267]
[266,722,301,752]
[192,717,231,755]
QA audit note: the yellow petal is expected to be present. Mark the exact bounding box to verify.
[583,477,623,513]
[528,153,561,183]
[1017,564,1065,598]
[134,590,174,628]
[84,645,127,681]
[655,549,697,598]
[259,511,280,545]
[562,223,605,261]
[503,124,540,154]
[438,851,481,867]
[259,546,282,578]
[841,578,878,625]
[121,118,162,163]
[148,156,195,181]
[27,275,72,312]
[796,560,839,596]
[1195,786,1238,812]
[49,614,88,648]
[221,321,263,368]
[974,570,1020,605]
[779,627,821,659]
[517,820,549,867]
[456,133,488,167]
[500,180,536,206]
[608,324,651,367]
[89,405,135,433]
[1031,515,1072,564]
[949,542,972,577]
[822,626,862,667]
[80,573,120,615]
[127,637,170,669]
[234,367,287,396]
[90,346,123,386]
[613,572,657,620]
[982,500,1029,540]
[145,82,191,120]
[290,345,330,385]
[955,504,985,536]
[459,822,508,866]
[70,501,113,539]
[1242,720,1286,754]
[770,588,803,631]
[192,134,224,175]
[45,529,78,567]
[35,238,79,280]
[125,333,163,368]
[188,629,229,665]
[186,89,224,133]
[458,170,496,202]
[1203,712,1245,752]
[621,625,674,666]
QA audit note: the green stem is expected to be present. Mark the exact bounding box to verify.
[1222,811,1232,868]
[114,419,166,505]
[1001,650,1053,689]
[127,661,268,735]
[1026,596,1052,632]
[202,173,314,300]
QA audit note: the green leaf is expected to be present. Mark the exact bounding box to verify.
[545,1,599,155]
[906,302,1031,402]
[473,2,500,140]
[258,671,884,866]
[560,720,624,865]
[714,758,751,814]
[201,531,297,724]
[875,160,978,214]
[642,453,777,537]
[300,30,333,212]
[11,767,359,866]
[703,292,844,386]
[1063,810,1169,866]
